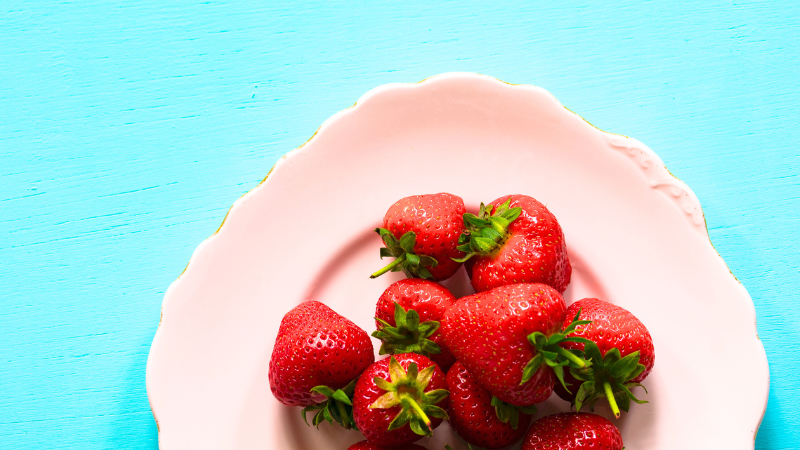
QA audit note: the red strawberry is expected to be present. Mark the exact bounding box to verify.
[446,361,535,449]
[457,195,571,293]
[269,301,374,428]
[555,298,654,418]
[372,279,457,371]
[353,354,449,447]
[523,412,623,450]
[441,283,588,406]
[347,441,427,450]
[371,193,466,281]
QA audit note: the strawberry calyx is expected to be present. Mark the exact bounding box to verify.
[490,395,537,430]
[369,356,449,437]
[570,341,649,418]
[521,309,594,391]
[370,229,439,280]
[452,200,522,263]
[372,303,441,357]
[302,378,358,430]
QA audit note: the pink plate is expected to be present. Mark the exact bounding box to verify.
[146,73,768,449]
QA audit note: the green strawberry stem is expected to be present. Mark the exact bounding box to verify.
[370,254,407,279]
[402,395,431,428]
[603,381,621,418]
[557,347,587,368]
[522,309,593,392]
[369,357,449,437]
[570,341,649,417]
[371,229,438,280]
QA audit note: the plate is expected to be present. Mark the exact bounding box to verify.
[146,73,768,449]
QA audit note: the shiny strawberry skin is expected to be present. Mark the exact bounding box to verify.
[384,193,466,280]
[347,441,427,450]
[466,194,571,293]
[352,353,448,447]
[447,361,532,449]
[268,301,375,407]
[375,278,457,370]
[441,283,567,406]
[523,413,623,450]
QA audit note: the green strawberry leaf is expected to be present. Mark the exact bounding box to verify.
[609,351,641,379]
[490,396,536,430]
[520,353,544,385]
[301,378,358,430]
[451,199,523,263]
[371,303,443,357]
[424,389,449,405]
[424,404,449,420]
[465,214,489,227]
[399,231,416,253]
[567,343,650,418]
[521,309,593,392]
[387,409,412,431]
[406,252,421,267]
[370,357,449,437]
[370,229,439,280]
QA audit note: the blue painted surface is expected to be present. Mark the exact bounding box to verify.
[1,1,798,448]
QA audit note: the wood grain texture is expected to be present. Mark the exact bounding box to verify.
[0,1,797,448]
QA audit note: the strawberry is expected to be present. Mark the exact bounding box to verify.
[555,298,654,418]
[352,354,449,447]
[371,193,466,281]
[446,361,536,449]
[347,441,427,450]
[456,195,571,293]
[268,301,375,429]
[372,279,457,371]
[440,283,589,407]
[523,412,623,450]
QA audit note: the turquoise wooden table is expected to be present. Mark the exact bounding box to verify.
[1,2,798,448]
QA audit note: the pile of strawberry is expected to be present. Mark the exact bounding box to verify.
[269,194,655,450]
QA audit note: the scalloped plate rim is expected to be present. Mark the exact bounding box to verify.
[146,72,769,448]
